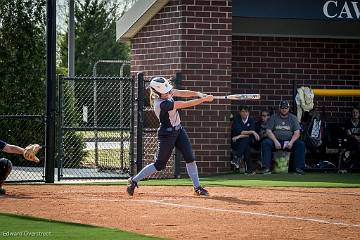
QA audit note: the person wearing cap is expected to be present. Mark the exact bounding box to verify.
[259,100,306,175]
[126,76,214,196]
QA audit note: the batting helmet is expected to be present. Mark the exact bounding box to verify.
[150,77,173,94]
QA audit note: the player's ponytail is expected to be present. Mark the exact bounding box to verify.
[150,88,160,107]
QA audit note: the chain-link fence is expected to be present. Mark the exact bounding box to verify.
[58,76,134,180]
[138,73,183,179]
[0,115,45,182]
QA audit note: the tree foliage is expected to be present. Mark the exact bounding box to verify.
[59,0,130,75]
[0,0,46,114]
[0,1,46,164]
[56,0,134,167]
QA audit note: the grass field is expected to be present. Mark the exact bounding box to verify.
[82,148,129,168]
[73,172,360,188]
[0,213,162,240]
[2,173,360,239]
[82,130,130,139]
[198,172,360,187]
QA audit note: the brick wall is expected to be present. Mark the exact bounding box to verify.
[131,0,232,176]
[131,2,182,77]
[180,0,232,175]
[232,36,360,123]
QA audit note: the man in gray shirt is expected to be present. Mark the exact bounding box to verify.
[259,100,305,174]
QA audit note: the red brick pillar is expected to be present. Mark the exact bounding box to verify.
[179,0,232,175]
[131,0,232,176]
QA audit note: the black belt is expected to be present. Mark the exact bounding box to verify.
[163,125,182,132]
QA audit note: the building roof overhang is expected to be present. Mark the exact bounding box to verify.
[116,0,169,42]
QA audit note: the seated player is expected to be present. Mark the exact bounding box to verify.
[231,106,260,175]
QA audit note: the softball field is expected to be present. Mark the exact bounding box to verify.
[1,182,360,239]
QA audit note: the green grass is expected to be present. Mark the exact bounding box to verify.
[118,173,360,188]
[82,148,129,168]
[198,173,360,187]
[0,213,162,240]
[82,131,130,139]
[63,173,360,188]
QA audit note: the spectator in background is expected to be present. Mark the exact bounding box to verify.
[231,106,260,175]
[255,110,271,143]
[259,100,306,175]
[253,110,271,168]
[345,106,360,168]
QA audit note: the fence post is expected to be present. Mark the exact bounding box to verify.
[58,75,64,181]
[45,0,56,183]
[136,73,145,173]
[130,75,136,175]
[174,72,182,178]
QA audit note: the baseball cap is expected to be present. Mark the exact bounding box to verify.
[279,100,290,108]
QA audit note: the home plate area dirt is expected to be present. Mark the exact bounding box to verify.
[1,185,360,239]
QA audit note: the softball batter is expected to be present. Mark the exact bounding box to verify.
[127,77,214,196]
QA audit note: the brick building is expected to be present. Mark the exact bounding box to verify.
[117,0,360,176]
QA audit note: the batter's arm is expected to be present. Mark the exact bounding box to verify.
[174,95,213,109]
[172,89,206,98]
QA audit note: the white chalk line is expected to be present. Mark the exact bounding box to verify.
[5,192,357,229]
[60,190,123,193]
[140,199,360,228]
[81,197,360,228]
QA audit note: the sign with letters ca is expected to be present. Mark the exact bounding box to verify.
[233,0,360,21]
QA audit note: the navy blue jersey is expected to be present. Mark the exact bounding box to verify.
[154,98,181,128]
[232,115,255,136]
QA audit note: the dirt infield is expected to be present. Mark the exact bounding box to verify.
[1,184,360,239]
